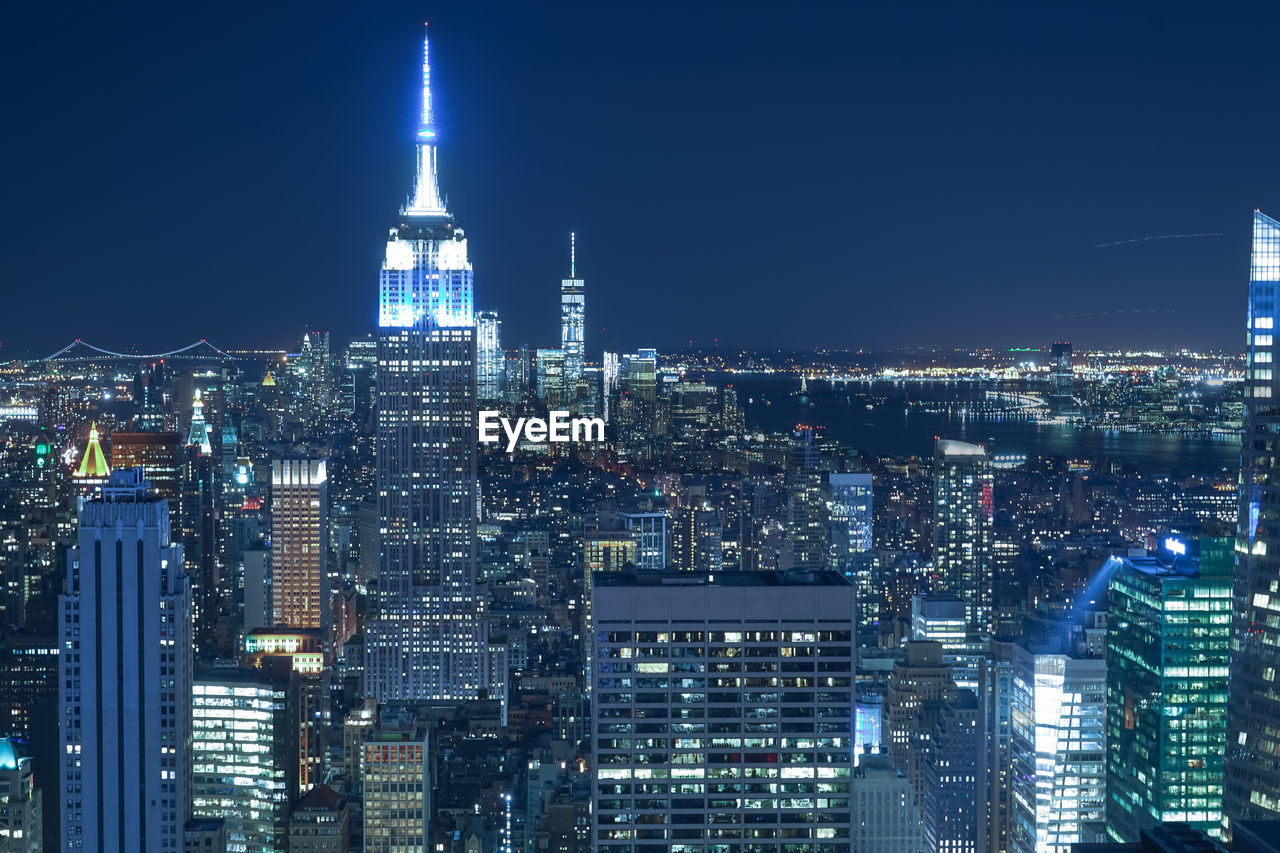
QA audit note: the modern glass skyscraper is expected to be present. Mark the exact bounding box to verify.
[561,232,585,392]
[192,666,299,852]
[1227,209,1280,828]
[364,27,489,702]
[830,472,874,636]
[1009,628,1107,852]
[933,439,994,634]
[476,310,503,400]
[1104,538,1230,842]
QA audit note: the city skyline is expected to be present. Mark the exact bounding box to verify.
[7,10,1280,853]
[5,2,1280,354]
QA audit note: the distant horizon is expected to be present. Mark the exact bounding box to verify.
[20,337,1246,363]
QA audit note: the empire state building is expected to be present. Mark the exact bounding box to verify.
[365,27,489,701]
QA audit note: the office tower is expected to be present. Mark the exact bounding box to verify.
[365,26,489,702]
[0,631,58,740]
[1229,208,1280,828]
[619,510,667,569]
[561,233,585,392]
[1104,539,1231,842]
[506,345,532,402]
[183,820,227,852]
[933,439,994,634]
[912,594,982,691]
[298,330,333,423]
[0,738,42,853]
[242,546,271,631]
[180,434,219,649]
[1009,628,1107,852]
[363,706,430,853]
[852,752,923,853]
[829,472,874,636]
[885,640,958,808]
[786,427,830,571]
[536,348,567,408]
[623,350,657,402]
[581,532,638,692]
[978,639,1015,853]
[1049,341,1073,410]
[60,468,192,853]
[191,666,299,852]
[591,571,856,853]
[671,504,722,573]
[602,351,619,422]
[923,690,981,853]
[186,388,213,455]
[110,431,180,500]
[476,310,503,400]
[342,698,377,784]
[288,784,351,853]
[271,458,329,630]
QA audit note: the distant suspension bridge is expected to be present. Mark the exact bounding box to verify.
[42,339,239,362]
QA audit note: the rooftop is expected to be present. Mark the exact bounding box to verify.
[593,569,852,588]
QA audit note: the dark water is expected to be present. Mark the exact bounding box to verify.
[725,377,1240,476]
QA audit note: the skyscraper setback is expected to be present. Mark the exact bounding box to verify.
[364,27,489,702]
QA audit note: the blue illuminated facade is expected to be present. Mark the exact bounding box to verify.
[365,27,491,705]
[1227,210,1280,826]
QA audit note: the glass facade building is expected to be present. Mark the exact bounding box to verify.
[828,473,874,636]
[476,310,503,401]
[192,669,298,853]
[1104,538,1231,842]
[1009,632,1107,852]
[591,571,857,853]
[1227,209,1280,826]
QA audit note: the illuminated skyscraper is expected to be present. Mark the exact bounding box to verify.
[476,310,503,400]
[1104,538,1230,842]
[561,233,585,392]
[271,458,329,630]
[1009,629,1106,852]
[364,26,489,702]
[60,468,192,853]
[192,666,299,852]
[535,348,567,408]
[1049,341,1074,411]
[933,439,994,634]
[829,472,874,635]
[1228,209,1280,828]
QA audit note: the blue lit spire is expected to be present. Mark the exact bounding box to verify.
[407,22,447,216]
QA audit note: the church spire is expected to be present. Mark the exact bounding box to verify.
[406,23,447,217]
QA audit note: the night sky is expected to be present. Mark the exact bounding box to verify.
[4,1,1280,356]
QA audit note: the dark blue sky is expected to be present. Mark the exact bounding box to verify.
[2,1,1278,356]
